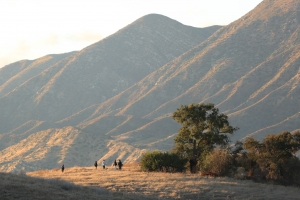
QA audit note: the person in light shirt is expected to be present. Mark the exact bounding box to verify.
[102,160,106,169]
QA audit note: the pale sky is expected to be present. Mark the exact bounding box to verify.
[0,0,263,68]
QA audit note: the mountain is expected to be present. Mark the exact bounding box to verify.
[77,0,300,146]
[0,14,220,172]
[0,0,299,172]
[0,14,220,132]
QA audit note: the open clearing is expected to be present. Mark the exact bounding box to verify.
[23,163,300,200]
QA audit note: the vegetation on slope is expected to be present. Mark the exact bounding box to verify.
[140,103,300,186]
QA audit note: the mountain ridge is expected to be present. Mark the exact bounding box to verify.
[0,0,300,172]
[0,14,220,132]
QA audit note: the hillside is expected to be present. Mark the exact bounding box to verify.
[64,0,300,150]
[94,0,300,142]
[0,0,300,172]
[0,14,220,133]
[0,14,220,172]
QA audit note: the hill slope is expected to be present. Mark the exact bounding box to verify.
[0,14,220,133]
[71,0,300,149]
[0,0,300,172]
[0,14,220,172]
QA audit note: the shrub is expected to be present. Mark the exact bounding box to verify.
[140,151,187,172]
[201,148,235,176]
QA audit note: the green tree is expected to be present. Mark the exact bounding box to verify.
[172,103,238,173]
[244,131,300,182]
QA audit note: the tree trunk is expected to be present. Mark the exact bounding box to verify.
[189,158,197,173]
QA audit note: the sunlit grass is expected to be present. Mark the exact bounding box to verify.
[24,163,300,199]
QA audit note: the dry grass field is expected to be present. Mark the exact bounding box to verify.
[20,163,300,200]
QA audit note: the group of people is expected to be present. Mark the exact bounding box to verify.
[94,159,123,170]
[61,159,123,172]
[112,159,123,170]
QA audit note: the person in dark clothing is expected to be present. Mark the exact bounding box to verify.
[113,160,117,169]
[61,164,65,172]
[94,161,98,169]
[117,159,123,170]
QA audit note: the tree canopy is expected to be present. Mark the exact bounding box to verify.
[244,131,300,181]
[172,103,238,172]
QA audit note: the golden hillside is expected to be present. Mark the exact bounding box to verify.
[23,165,300,199]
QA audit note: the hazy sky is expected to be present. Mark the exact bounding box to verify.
[0,0,263,68]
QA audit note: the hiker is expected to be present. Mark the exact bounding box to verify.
[102,160,106,169]
[113,159,117,169]
[117,159,123,170]
[61,164,65,172]
[94,161,98,169]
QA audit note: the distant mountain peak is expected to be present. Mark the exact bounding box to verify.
[134,13,180,24]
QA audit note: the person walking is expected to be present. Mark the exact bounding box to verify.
[94,161,98,169]
[113,159,117,169]
[102,160,106,169]
[117,159,123,170]
[61,164,65,172]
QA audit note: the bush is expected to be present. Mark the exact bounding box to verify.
[201,148,235,176]
[140,151,162,171]
[140,151,187,172]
